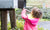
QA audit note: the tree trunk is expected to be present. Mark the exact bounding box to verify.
[9,9,16,29]
[1,11,7,30]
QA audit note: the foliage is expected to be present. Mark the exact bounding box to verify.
[0,20,48,30]
[16,20,24,30]
[15,8,22,20]
[7,22,11,30]
[0,21,1,30]
[15,8,22,15]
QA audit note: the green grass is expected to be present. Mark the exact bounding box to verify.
[39,19,50,21]
[0,21,1,30]
[0,19,49,30]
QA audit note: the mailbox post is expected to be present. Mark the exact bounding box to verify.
[0,0,18,30]
[9,9,16,29]
[1,11,7,30]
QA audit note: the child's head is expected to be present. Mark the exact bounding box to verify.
[31,7,42,18]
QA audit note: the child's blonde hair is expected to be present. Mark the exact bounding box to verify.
[31,7,42,18]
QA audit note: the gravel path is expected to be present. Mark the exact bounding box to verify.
[38,21,50,30]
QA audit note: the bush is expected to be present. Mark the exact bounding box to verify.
[16,20,24,30]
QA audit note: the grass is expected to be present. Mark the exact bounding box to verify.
[0,21,1,30]
[0,19,49,30]
[39,19,50,21]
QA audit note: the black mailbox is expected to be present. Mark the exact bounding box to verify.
[18,0,26,9]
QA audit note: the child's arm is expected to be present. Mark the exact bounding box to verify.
[21,8,28,20]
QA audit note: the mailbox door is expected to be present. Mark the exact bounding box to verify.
[18,0,26,9]
[18,0,24,9]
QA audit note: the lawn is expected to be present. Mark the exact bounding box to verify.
[0,19,50,30]
[39,19,50,21]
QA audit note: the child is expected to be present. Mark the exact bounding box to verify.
[21,7,42,30]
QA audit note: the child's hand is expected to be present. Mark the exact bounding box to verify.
[22,8,31,12]
[23,8,27,10]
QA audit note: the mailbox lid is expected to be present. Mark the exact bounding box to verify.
[0,0,13,8]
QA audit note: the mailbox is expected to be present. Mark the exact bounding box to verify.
[0,0,26,10]
[18,0,26,9]
[0,0,18,8]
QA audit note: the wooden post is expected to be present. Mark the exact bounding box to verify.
[1,11,7,30]
[9,9,16,29]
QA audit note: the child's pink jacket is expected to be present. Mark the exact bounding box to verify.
[21,9,39,30]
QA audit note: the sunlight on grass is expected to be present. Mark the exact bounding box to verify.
[39,19,50,21]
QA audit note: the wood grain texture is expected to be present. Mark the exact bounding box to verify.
[1,11,7,30]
